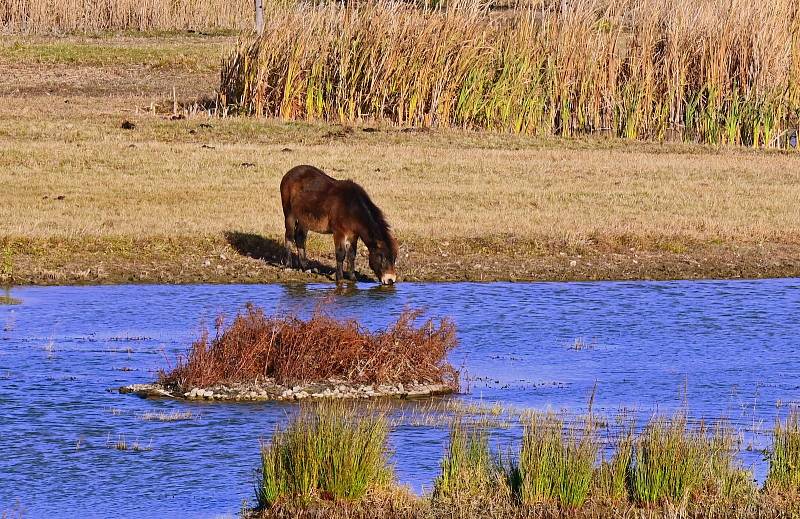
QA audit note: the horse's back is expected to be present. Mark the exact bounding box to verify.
[280,165,336,213]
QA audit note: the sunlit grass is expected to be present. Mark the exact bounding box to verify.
[0,40,224,72]
[433,418,503,502]
[222,0,800,148]
[249,405,800,517]
[107,434,153,452]
[256,401,392,509]
[507,413,598,507]
[629,414,753,506]
[594,419,634,502]
[2,0,251,33]
[766,407,800,494]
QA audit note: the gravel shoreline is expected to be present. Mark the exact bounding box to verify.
[119,379,455,401]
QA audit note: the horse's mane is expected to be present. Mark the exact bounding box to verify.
[340,180,398,260]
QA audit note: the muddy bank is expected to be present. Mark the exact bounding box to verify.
[120,380,454,401]
[4,236,800,285]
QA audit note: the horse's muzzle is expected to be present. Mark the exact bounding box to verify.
[380,273,396,285]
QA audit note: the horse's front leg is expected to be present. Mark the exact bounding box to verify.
[346,237,358,280]
[334,235,347,283]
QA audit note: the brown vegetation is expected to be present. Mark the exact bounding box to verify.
[158,304,459,390]
[222,0,800,147]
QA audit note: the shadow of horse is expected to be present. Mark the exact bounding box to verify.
[224,231,373,283]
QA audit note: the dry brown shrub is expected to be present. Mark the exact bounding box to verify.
[159,303,459,390]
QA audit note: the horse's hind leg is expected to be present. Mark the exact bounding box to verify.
[333,233,347,284]
[294,227,308,270]
[346,237,358,280]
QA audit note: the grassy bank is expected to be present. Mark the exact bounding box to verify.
[2,35,800,284]
[251,405,800,518]
[223,0,800,147]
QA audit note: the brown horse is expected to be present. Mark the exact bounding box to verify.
[280,165,398,284]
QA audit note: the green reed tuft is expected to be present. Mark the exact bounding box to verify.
[433,418,501,501]
[509,413,598,507]
[629,413,753,506]
[256,401,392,509]
[766,407,800,494]
[594,419,634,502]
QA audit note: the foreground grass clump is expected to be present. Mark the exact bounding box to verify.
[159,303,458,390]
[766,408,800,494]
[253,406,800,518]
[257,401,391,509]
[630,414,752,505]
[594,420,634,502]
[433,419,502,503]
[221,0,800,147]
[510,413,598,507]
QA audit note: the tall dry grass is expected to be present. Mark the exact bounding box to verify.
[158,303,459,390]
[1,0,251,33]
[221,0,800,147]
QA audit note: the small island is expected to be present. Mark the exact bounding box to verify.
[120,303,459,402]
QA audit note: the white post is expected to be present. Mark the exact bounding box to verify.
[254,0,264,34]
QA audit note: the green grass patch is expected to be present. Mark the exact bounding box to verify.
[629,414,753,506]
[766,407,800,494]
[508,413,598,508]
[245,406,800,517]
[433,418,502,502]
[594,419,634,502]
[256,401,392,509]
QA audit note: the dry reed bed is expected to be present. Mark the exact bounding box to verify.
[221,0,800,147]
[253,404,800,518]
[158,303,459,392]
[1,0,251,33]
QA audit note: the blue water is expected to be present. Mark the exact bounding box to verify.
[1,279,799,518]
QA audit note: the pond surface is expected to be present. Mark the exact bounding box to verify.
[1,280,799,518]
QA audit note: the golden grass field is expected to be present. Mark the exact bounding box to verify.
[1,35,799,285]
[2,0,251,33]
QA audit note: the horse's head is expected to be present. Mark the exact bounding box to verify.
[368,240,397,285]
